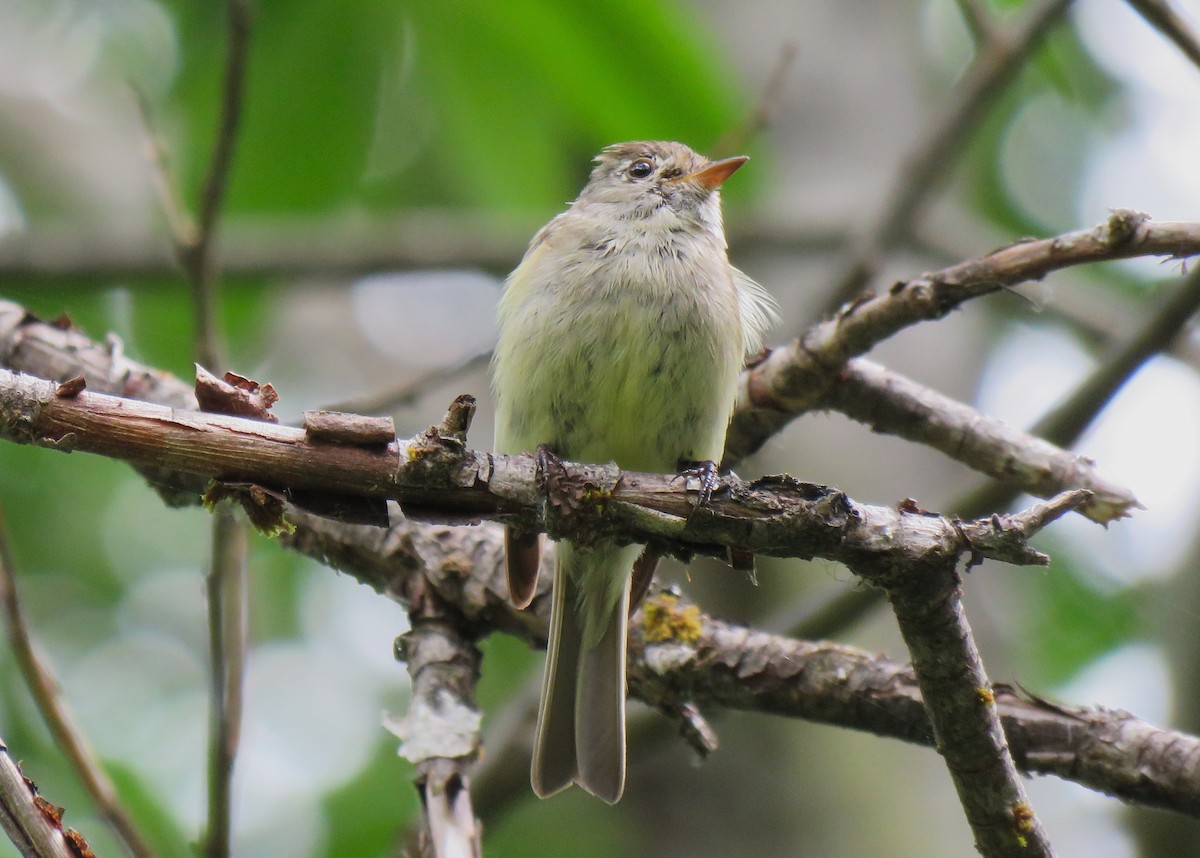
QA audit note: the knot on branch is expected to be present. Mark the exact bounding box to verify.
[0,371,51,446]
[537,444,626,547]
[1103,208,1149,247]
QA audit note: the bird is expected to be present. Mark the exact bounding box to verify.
[491,140,776,803]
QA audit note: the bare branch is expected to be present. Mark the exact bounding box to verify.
[0,312,1192,821]
[727,211,1200,465]
[0,367,1077,574]
[137,3,255,856]
[822,358,1140,522]
[389,576,483,858]
[711,42,798,157]
[0,740,85,858]
[626,605,1200,819]
[878,534,1055,855]
[960,262,1200,521]
[284,515,1200,820]
[203,509,247,858]
[0,510,155,858]
[785,258,1200,637]
[184,0,252,372]
[0,213,849,284]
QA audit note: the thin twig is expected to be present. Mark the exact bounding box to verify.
[824,0,1076,310]
[131,90,198,248]
[955,0,996,44]
[139,2,254,856]
[0,213,850,284]
[187,0,252,371]
[711,42,798,157]
[320,349,492,416]
[203,509,247,858]
[1126,0,1200,69]
[0,508,155,858]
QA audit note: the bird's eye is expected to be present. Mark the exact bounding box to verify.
[628,159,654,179]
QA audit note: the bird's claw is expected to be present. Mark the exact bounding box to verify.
[675,459,721,507]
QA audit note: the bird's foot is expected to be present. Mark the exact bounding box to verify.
[674,458,721,507]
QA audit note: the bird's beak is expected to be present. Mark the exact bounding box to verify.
[671,155,749,190]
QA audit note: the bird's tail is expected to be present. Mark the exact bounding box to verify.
[531,540,635,804]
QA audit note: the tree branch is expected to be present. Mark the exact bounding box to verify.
[179,0,252,371]
[289,513,1200,820]
[627,600,1200,819]
[959,261,1200,523]
[821,358,1141,522]
[728,211,1200,469]
[0,739,93,858]
[788,258,1200,637]
[202,508,247,858]
[0,509,154,858]
[875,515,1057,856]
[389,575,483,858]
[0,367,1079,574]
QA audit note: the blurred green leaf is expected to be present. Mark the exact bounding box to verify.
[105,761,193,858]
[321,736,417,858]
[962,23,1117,239]
[488,786,638,858]
[477,630,538,714]
[0,443,125,599]
[156,0,741,216]
[1017,546,1145,687]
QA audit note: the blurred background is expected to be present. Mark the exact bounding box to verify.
[1,0,1199,855]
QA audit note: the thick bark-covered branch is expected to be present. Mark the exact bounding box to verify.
[729,211,1200,478]
[389,574,483,858]
[0,366,1077,574]
[0,291,1141,529]
[879,546,1050,855]
[627,603,1200,818]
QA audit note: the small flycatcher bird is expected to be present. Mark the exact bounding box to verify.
[492,141,776,803]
